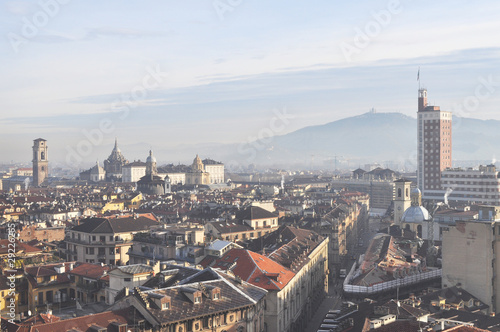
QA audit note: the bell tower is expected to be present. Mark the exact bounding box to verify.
[393,178,412,224]
[33,138,49,187]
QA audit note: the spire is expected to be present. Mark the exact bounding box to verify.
[114,137,118,150]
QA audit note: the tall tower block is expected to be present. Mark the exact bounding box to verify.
[417,89,452,199]
[33,138,48,187]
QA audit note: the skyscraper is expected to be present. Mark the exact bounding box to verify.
[32,138,48,187]
[417,89,452,199]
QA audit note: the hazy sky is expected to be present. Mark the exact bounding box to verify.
[2,0,500,164]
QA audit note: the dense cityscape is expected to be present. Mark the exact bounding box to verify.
[3,1,500,332]
[1,87,500,331]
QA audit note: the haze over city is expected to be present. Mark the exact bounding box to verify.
[2,0,500,166]
[5,2,500,331]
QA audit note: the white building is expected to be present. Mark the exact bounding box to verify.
[158,171,185,185]
[41,209,81,221]
[122,161,146,183]
[89,161,106,182]
[203,159,225,184]
[441,165,500,206]
[106,263,159,304]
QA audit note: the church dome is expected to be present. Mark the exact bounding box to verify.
[193,154,202,165]
[146,150,156,163]
[411,188,421,195]
[401,205,430,223]
[192,154,204,172]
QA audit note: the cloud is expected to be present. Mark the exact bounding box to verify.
[82,27,166,40]
[25,27,167,45]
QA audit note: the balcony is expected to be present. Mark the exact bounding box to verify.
[65,236,131,246]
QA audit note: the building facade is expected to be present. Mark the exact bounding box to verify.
[393,178,412,224]
[203,158,225,184]
[440,165,500,206]
[442,208,500,314]
[106,264,158,305]
[122,161,147,183]
[65,215,159,265]
[330,177,395,210]
[417,88,452,200]
[32,138,48,187]
[203,227,329,332]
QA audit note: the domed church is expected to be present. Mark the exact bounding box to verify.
[104,138,128,181]
[401,188,430,238]
[137,150,167,195]
[185,154,210,185]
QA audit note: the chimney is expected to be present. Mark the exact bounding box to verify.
[153,260,160,275]
[124,287,129,297]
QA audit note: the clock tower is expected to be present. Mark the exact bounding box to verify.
[33,138,48,187]
[393,178,411,224]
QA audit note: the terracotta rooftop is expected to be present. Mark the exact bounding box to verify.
[69,262,110,279]
[3,308,137,332]
[200,248,295,291]
[0,239,42,255]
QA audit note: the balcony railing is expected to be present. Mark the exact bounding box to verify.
[65,236,131,246]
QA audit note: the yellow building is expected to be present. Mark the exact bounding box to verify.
[101,200,125,213]
[25,262,75,314]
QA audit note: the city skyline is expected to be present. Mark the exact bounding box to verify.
[2,1,500,165]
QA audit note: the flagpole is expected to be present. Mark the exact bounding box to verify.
[417,67,420,90]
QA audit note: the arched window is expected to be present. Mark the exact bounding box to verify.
[417,225,423,238]
[398,188,402,197]
[41,151,45,160]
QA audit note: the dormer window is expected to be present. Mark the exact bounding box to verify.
[181,287,202,304]
[210,287,221,300]
[162,302,170,310]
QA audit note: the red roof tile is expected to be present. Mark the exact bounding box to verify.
[69,262,109,279]
[201,248,295,291]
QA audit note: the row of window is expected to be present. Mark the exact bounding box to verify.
[85,247,120,255]
[71,232,123,243]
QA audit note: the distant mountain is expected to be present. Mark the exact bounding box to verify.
[219,112,500,170]
[43,112,500,172]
